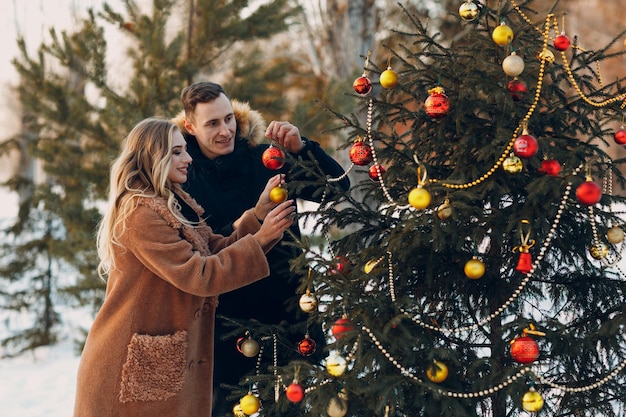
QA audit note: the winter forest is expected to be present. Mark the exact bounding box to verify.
[1,0,626,416]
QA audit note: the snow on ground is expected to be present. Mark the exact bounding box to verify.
[0,337,80,416]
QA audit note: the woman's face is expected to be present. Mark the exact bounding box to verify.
[168,130,193,184]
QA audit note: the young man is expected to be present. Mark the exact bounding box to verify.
[173,81,350,416]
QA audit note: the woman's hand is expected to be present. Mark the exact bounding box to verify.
[253,174,285,222]
[253,200,295,249]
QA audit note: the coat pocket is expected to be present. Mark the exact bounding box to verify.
[119,330,188,403]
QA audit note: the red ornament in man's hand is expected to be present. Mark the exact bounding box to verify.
[262,145,285,170]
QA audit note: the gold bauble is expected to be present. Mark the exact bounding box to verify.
[241,338,260,357]
[589,242,609,259]
[521,388,544,412]
[364,259,378,274]
[408,187,431,209]
[464,257,485,279]
[298,290,318,313]
[492,22,514,46]
[327,396,348,417]
[607,226,625,244]
[232,403,246,417]
[239,393,261,415]
[459,0,479,21]
[538,49,555,64]
[437,199,453,220]
[426,360,449,383]
[380,67,398,89]
[326,352,347,377]
[503,154,523,173]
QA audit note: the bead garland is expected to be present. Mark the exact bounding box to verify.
[401,164,583,335]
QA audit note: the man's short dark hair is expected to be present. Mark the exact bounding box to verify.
[181,82,229,121]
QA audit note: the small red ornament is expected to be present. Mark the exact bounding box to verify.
[368,164,386,181]
[538,159,561,176]
[553,32,571,51]
[424,86,451,119]
[349,138,373,166]
[297,335,317,356]
[332,316,355,340]
[353,75,372,96]
[262,145,285,170]
[286,382,305,402]
[330,256,352,275]
[508,78,527,101]
[515,252,532,274]
[614,126,626,145]
[510,335,539,364]
[513,131,539,159]
[576,179,602,205]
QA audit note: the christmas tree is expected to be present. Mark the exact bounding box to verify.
[227,1,626,416]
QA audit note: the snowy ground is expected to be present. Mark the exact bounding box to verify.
[0,336,81,416]
[0,305,91,417]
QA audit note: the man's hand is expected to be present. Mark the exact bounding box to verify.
[265,121,305,154]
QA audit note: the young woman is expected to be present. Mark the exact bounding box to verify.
[73,118,295,417]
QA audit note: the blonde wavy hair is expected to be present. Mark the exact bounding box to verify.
[96,118,190,279]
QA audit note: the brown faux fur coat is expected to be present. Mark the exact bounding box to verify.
[73,192,274,417]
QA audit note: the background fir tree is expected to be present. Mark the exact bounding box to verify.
[238,1,626,417]
[0,0,301,355]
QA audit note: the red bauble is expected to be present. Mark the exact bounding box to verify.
[614,127,626,145]
[332,317,355,339]
[297,336,317,356]
[368,164,386,181]
[513,133,539,158]
[353,76,372,96]
[349,140,373,166]
[553,33,571,51]
[576,180,602,205]
[510,336,539,364]
[507,79,528,101]
[286,382,305,403]
[424,87,451,118]
[330,256,352,275]
[262,145,285,170]
[538,159,561,176]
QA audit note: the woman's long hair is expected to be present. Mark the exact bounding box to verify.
[96,118,188,279]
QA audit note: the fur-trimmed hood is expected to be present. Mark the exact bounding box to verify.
[171,99,267,146]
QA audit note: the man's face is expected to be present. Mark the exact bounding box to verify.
[184,93,237,159]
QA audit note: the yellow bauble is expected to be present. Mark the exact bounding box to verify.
[232,403,246,417]
[464,257,485,279]
[521,388,544,412]
[269,185,288,203]
[503,154,523,173]
[492,23,514,46]
[240,393,260,415]
[408,187,431,209]
[426,360,449,383]
[380,67,398,89]
[607,226,625,244]
[326,352,347,377]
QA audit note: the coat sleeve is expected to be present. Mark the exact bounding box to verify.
[123,206,270,297]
